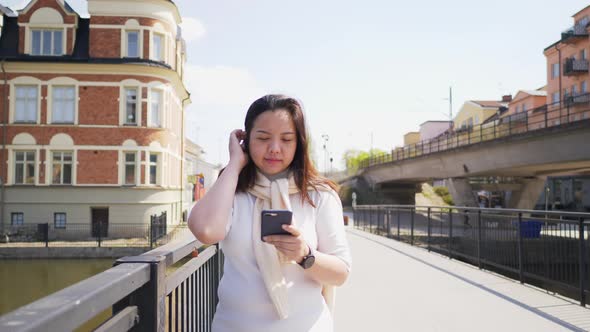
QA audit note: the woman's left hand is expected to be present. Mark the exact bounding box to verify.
[263,224,309,263]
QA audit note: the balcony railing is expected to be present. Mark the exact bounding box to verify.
[564,57,589,76]
[561,23,589,42]
[566,93,590,106]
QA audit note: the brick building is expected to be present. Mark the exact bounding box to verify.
[0,0,190,233]
[544,5,590,123]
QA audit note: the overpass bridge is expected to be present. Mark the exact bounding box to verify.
[343,103,590,209]
[1,205,588,332]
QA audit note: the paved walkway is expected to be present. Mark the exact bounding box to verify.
[335,227,590,332]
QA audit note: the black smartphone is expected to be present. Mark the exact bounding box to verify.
[241,134,249,153]
[261,210,293,241]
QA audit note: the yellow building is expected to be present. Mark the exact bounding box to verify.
[453,96,511,130]
[403,132,420,145]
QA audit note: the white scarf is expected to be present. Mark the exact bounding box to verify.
[247,172,335,320]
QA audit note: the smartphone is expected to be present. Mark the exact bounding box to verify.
[261,210,293,241]
[240,132,249,153]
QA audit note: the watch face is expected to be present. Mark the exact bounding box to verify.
[302,255,315,269]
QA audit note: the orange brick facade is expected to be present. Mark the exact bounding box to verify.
[544,6,590,122]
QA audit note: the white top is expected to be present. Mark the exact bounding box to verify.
[212,190,352,332]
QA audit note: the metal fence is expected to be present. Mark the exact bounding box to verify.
[359,96,590,169]
[0,211,184,249]
[353,205,590,307]
[0,231,223,331]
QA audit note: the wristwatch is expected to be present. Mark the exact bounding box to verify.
[298,244,315,269]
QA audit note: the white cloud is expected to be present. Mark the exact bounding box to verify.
[183,65,266,108]
[180,17,206,43]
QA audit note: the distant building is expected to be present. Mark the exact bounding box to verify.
[538,5,590,212]
[503,89,547,119]
[403,132,420,146]
[454,96,511,130]
[419,120,452,141]
[544,5,590,122]
[184,138,219,207]
[0,0,190,233]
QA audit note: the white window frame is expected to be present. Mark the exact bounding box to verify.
[552,63,559,79]
[123,151,138,185]
[152,32,165,62]
[125,30,140,58]
[148,152,160,185]
[582,81,587,94]
[522,104,527,113]
[552,92,560,104]
[51,151,73,185]
[11,212,24,226]
[13,85,39,124]
[49,85,76,124]
[14,150,36,185]
[123,87,140,126]
[31,29,64,56]
[581,49,587,60]
[54,212,67,229]
[149,89,163,127]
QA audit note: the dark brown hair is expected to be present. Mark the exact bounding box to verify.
[236,94,337,205]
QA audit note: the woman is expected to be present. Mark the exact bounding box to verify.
[188,94,351,332]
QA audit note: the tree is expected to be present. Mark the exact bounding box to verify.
[342,148,386,175]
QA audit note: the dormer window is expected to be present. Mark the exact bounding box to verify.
[31,29,63,56]
[26,7,68,56]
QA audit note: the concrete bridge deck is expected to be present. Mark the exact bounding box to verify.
[336,225,590,332]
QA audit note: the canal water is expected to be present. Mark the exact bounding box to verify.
[0,258,114,331]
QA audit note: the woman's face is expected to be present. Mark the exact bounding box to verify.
[248,109,297,176]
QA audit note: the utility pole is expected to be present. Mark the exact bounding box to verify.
[449,86,453,132]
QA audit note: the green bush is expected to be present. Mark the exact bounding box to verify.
[433,186,448,197]
[433,186,454,205]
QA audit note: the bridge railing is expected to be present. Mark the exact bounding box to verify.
[0,231,223,331]
[353,205,589,307]
[359,95,590,169]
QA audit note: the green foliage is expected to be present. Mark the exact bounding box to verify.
[342,148,387,175]
[433,186,454,206]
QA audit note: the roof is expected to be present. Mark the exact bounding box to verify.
[63,1,77,14]
[481,107,509,125]
[521,90,547,97]
[572,5,590,18]
[470,100,509,108]
[0,4,17,17]
[18,0,78,16]
[419,120,452,126]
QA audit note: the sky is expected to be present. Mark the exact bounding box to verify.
[4,0,590,171]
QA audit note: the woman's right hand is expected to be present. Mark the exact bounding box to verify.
[228,129,248,169]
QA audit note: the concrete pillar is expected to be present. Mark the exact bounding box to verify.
[445,178,477,207]
[507,177,547,210]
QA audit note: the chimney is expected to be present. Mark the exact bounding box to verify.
[501,95,512,102]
